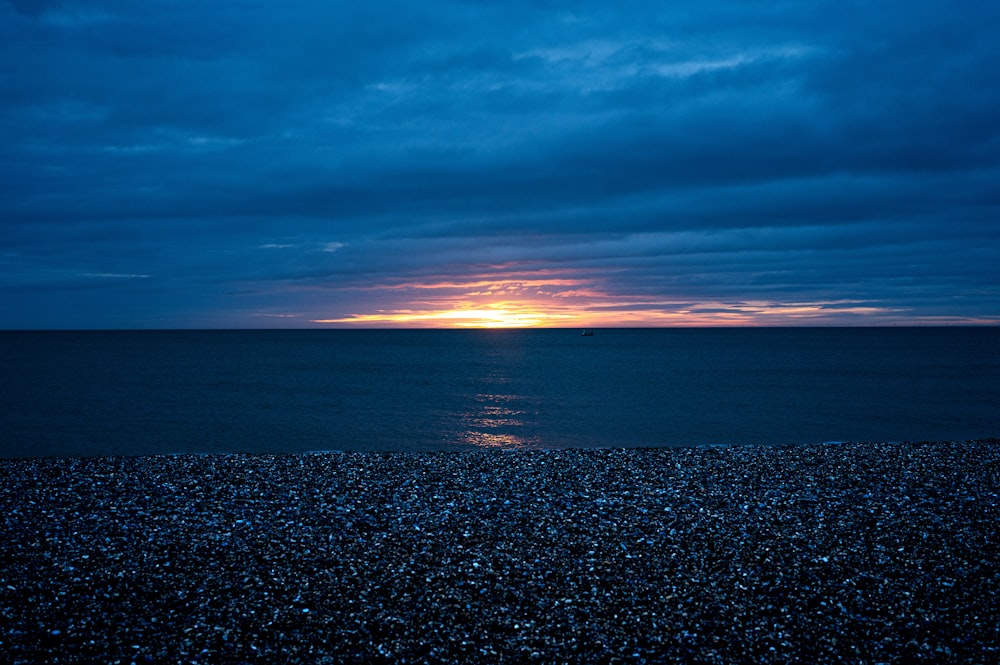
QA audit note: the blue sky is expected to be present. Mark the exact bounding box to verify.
[2,0,999,327]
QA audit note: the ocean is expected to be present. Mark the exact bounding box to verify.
[1,328,998,458]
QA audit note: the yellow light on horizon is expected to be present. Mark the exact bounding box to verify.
[316,303,580,328]
[441,308,552,328]
[308,273,920,327]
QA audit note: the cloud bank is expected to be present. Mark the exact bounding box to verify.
[2,0,999,327]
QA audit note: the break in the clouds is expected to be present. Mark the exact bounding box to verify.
[2,0,999,327]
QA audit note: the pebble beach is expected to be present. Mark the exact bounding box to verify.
[1,440,998,664]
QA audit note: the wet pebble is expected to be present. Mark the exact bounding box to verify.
[1,440,999,663]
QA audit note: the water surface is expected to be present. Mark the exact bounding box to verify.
[2,328,998,457]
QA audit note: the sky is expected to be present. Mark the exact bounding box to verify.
[2,0,999,328]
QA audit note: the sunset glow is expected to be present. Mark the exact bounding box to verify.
[323,305,566,328]
[314,275,589,327]
[310,271,922,328]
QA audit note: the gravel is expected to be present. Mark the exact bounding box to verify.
[1,440,998,663]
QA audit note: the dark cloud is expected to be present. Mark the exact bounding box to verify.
[1,0,998,327]
[8,0,63,17]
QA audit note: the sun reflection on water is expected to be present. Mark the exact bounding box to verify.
[459,392,540,449]
[460,431,539,449]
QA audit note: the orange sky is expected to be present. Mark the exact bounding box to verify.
[308,270,978,328]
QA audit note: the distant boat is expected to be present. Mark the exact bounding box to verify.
[581,329,594,336]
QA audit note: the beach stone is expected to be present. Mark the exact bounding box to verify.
[0,440,998,663]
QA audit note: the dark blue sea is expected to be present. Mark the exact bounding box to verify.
[1,328,998,458]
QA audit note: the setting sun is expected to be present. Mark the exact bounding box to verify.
[310,269,919,328]
[437,307,555,328]
[319,303,578,328]
[313,272,591,327]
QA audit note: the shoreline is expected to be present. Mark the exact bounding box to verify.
[0,437,975,462]
[2,440,998,663]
